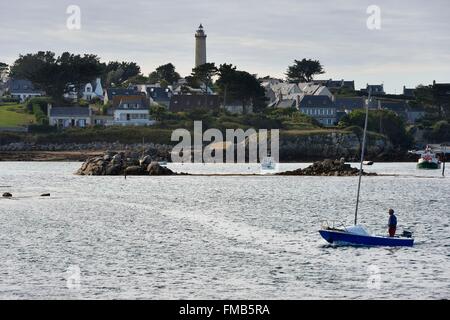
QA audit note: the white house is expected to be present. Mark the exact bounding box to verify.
[108,95,155,126]
[81,78,104,101]
[298,83,333,99]
[8,79,43,102]
[47,104,92,128]
[64,78,104,101]
[298,96,337,126]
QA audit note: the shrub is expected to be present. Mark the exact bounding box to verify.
[26,97,52,114]
[32,104,48,124]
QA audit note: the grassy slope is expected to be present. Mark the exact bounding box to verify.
[0,103,36,127]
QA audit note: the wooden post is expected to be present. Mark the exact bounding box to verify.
[443,145,446,177]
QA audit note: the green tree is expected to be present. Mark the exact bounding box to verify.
[339,109,413,148]
[150,105,168,122]
[286,59,325,83]
[10,51,103,101]
[148,63,181,85]
[191,62,218,94]
[425,120,450,142]
[216,63,237,105]
[216,65,267,113]
[103,61,141,87]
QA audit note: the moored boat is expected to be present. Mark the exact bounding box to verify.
[410,145,441,170]
[261,156,276,170]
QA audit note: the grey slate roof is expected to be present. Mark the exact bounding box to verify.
[169,94,220,112]
[335,97,365,110]
[106,88,139,100]
[9,79,43,94]
[314,79,355,90]
[147,87,171,102]
[299,95,334,108]
[277,99,297,109]
[49,106,90,117]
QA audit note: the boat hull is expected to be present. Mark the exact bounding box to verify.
[417,161,440,169]
[319,229,414,247]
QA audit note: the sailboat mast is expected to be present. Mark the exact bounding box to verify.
[354,89,371,225]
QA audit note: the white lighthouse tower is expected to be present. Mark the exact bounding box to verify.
[195,24,207,67]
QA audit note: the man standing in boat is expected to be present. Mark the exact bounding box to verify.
[388,209,397,237]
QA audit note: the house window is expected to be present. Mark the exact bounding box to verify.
[78,119,86,127]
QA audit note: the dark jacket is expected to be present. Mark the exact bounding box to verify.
[388,214,397,228]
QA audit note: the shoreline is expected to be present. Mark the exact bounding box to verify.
[0,150,103,161]
[0,150,418,162]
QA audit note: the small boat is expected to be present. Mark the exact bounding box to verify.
[261,156,276,170]
[319,225,414,247]
[416,146,440,169]
[319,88,414,247]
[363,160,374,165]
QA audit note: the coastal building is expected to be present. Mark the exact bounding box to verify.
[47,104,92,128]
[222,101,253,114]
[91,114,113,126]
[313,79,355,92]
[147,87,172,107]
[299,96,336,126]
[298,83,333,99]
[7,79,44,102]
[265,83,302,107]
[109,95,154,126]
[81,78,104,101]
[104,88,140,105]
[361,84,385,96]
[266,82,335,109]
[403,86,416,98]
[432,81,450,116]
[195,24,207,67]
[169,94,220,112]
[334,97,366,112]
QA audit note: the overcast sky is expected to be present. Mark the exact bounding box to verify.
[1,0,449,93]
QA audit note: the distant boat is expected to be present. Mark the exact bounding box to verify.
[409,145,441,170]
[319,89,414,247]
[363,160,374,165]
[261,156,276,170]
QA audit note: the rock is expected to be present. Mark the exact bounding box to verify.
[105,164,123,175]
[112,154,122,164]
[277,159,377,176]
[124,165,145,176]
[139,155,152,166]
[2,192,12,198]
[147,162,175,175]
[40,193,50,197]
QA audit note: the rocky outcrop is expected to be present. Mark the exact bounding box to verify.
[280,131,394,162]
[2,192,12,198]
[277,159,377,176]
[0,142,172,160]
[76,151,181,176]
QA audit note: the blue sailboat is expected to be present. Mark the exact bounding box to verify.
[319,90,414,247]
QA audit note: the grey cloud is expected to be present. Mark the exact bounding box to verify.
[0,0,449,93]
